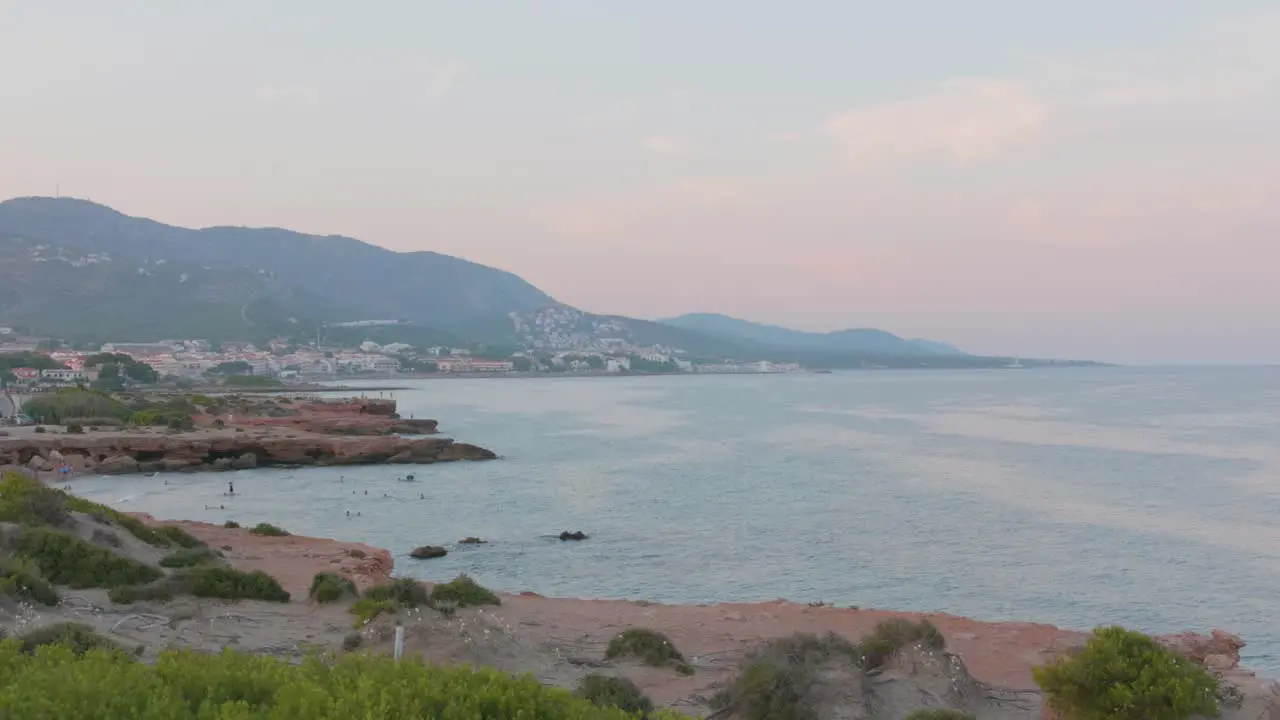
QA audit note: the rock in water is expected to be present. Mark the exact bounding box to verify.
[559,531,588,541]
[409,545,447,559]
[230,452,258,470]
[97,454,140,475]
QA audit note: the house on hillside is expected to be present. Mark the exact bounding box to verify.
[10,368,40,383]
[41,368,95,383]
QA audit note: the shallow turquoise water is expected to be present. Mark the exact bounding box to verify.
[65,368,1280,672]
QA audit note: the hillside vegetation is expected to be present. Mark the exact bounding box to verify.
[0,644,688,718]
[0,197,555,343]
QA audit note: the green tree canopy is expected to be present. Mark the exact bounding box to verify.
[205,360,254,376]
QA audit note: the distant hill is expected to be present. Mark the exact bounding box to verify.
[0,197,557,340]
[0,233,343,344]
[906,338,966,355]
[659,313,963,356]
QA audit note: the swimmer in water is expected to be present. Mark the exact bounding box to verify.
[228,480,235,495]
[346,510,350,517]
[363,490,367,495]
[419,493,424,499]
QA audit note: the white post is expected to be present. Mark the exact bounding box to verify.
[393,625,405,661]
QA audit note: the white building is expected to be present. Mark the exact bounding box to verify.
[41,368,89,382]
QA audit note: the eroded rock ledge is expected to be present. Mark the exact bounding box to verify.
[0,428,495,476]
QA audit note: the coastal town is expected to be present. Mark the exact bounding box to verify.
[0,318,803,393]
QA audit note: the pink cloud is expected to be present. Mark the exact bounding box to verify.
[823,80,1045,168]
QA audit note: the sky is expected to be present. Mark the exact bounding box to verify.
[1,2,1278,364]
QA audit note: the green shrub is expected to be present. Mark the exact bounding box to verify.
[428,574,500,608]
[223,520,241,529]
[905,711,976,720]
[0,474,156,546]
[159,547,219,568]
[0,644,688,718]
[576,674,654,715]
[350,597,398,627]
[108,582,175,604]
[17,622,124,656]
[63,417,125,427]
[52,486,170,547]
[857,617,945,669]
[129,408,194,429]
[0,471,74,527]
[365,577,430,607]
[178,566,290,603]
[33,425,46,433]
[249,523,290,537]
[605,628,692,674]
[22,389,132,425]
[65,422,85,434]
[1033,626,1219,720]
[309,572,356,604]
[351,578,429,627]
[156,525,204,549]
[15,527,162,588]
[711,633,860,720]
[0,557,59,606]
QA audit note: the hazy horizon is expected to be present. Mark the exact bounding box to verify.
[3,2,1277,365]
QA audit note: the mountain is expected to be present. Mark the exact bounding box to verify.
[0,197,557,340]
[0,233,345,344]
[507,306,753,359]
[0,197,1029,368]
[906,338,966,356]
[659,313,963,356]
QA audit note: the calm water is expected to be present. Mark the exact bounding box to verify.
[65,368,1280,672]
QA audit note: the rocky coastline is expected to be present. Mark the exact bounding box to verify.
[0,396,495,476]
[126,515,1278,718]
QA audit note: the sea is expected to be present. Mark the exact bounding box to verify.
[63,367,1280,673]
